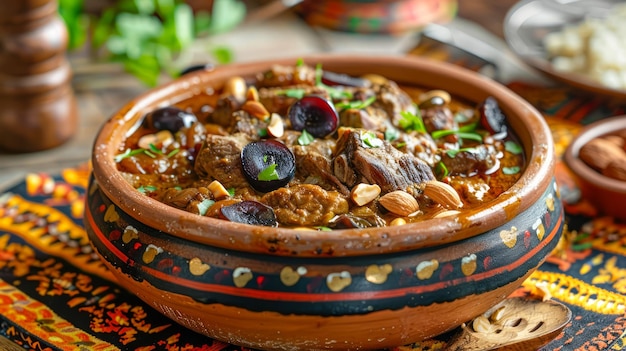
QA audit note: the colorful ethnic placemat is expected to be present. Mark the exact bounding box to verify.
[2,37,626,351]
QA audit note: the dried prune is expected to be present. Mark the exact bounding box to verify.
[478,97,507,136]
[221,201,277,227]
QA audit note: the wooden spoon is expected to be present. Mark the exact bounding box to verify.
[445,297,572,351]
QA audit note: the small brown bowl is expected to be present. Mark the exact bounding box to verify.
[85,54,563,350]
[564,115,626,220]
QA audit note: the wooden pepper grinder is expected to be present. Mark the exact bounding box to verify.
[0,0,77,153]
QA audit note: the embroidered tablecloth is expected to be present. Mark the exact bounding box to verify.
[1,34,626,351]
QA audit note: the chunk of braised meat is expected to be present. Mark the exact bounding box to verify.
[156,187,212,214]
[280,131,349,195]
[392,131,440,168]
[421,106,459,144]
[229,110,269,138]
[332,129,435,196]
[376,81,417,126]
[256,64,316,88]
[440,144,500,176]
[328,206,385,229]
[261,184,349,227]
[209,95,241,127]
[339,106,391,132]
[194,133,252,189]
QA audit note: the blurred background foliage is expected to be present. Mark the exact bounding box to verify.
[58,0,246,86]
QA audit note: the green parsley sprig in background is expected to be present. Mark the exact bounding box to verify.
[58,0,246,86]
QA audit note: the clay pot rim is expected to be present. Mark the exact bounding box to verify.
[564,115,626,194]
[91,54,554,257]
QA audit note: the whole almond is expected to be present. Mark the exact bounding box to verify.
[579,137,626,172]
[379,190,419,216]
[602,135,625,149]
[422,180,464,209]
[603,159,626,181]
[242,100,270,120]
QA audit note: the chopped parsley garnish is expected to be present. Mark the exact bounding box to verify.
[399,110,426,133]
[335,96,376,110]
[277,88,306,99]
[166,149,180,158]
[361,131,383,148]
[197,199,215,216]
[296,58,304,67]
[114,148,145,162]
[385,128,400,142]
[137,185,158,193]
[114,146,180,162]
[431,130,483,143]
[502,166,521,175]
[505,140,523,155]
[258,163,279,181]
[435,161,449,178]
[298,129,315,146]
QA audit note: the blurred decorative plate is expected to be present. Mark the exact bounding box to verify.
[503,0,626,99]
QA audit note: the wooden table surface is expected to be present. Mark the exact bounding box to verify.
[0,0,519,190]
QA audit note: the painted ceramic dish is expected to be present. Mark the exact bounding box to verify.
[564,115,626,221]
[84,55,562,350]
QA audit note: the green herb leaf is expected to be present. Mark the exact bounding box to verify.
[277,88,306,99]
[399,110,426,133]
[385,128,399,142]
[133,0,155,15]
[458,122,478,133]
[298,130,315,146]
[137,185,158,193]
[431,130,483,143]
[315,63,323,86]
[258,163,279,181]
[335,96,376,110]
[166,149,180,158]
[194,11,212,35]
[324,86,353,100]
[435,161,449,178]
[296,58,304,67]
[197,198,215,216]
[174,3,194,48]
[505,140,523,155]
[361,131,383,148]
[502,166,521,175]
[315,226,332,231]
[209,0,246,34]
[116,12,163,40]
[212,46,233,64]
[114,148,145,162]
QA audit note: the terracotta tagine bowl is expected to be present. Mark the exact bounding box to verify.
[84,55,563,350]
[564,115,626,221]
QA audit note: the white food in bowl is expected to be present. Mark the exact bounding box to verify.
[543,4,626,90]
